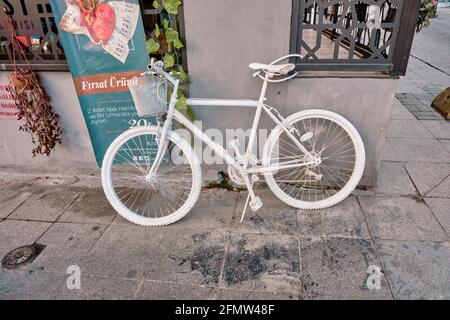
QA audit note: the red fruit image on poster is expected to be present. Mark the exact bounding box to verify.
[58,0,140,63]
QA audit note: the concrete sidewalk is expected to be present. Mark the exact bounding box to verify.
[0,10,449,300]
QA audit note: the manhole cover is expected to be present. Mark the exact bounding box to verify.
[2,244,44,270]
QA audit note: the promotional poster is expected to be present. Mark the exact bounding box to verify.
[49,0,151,165]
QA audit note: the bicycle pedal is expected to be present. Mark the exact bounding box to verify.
[250,197,263,212]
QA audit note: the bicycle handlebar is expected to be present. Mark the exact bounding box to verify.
[142,59,178,86]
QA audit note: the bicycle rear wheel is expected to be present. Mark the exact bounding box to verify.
[263,109,365,210]
[101,126,202,226]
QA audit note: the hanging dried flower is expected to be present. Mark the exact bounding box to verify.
[8,69,63,157]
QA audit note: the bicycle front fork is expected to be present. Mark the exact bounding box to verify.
[147,115,171,177]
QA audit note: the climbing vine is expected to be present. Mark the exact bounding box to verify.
[146,0,195,121]
[417,0,438,32]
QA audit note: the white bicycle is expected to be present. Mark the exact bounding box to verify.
[101,54,365,226]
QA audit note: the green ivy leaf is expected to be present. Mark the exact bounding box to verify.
[165,27,184,50]
[146,38,160,54]
[154,24,161,38]
[186,106,196,122]
[163,53,175,68]
[163,19,170,30]
[163,0,182,15]
[178,65,190,83]
[176,90,187,110]
[152,0,160,9]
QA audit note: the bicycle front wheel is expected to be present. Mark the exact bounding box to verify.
[263,109,365,210]
[102,126,202,226]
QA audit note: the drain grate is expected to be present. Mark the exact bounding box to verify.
[2,244,45,270]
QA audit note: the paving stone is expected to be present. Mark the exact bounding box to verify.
[135,281,215,300]
[374,162,417,196]
[388,120,434,139]
[405,162,450,196]
[412,112,443,121]
[0,220,51,260]
[0,270,67,299]
[172,189,237,230]
[0,184,33,219]
[297,196,370,239]
[73,275,139,299]
[29,223,107,273]
[427,176,450,198]
[358,196,448,242]
[82,225,228,286]
[440,139,450,153]
[300,237,392,300]
[143,229,228,286]
[232,190,297,235]
[377,240,450,300]
[390,102,416,120]
[381,140,402,162]
[215,289,299,300]
[0,270,138,299]
[9,187,81,222]
[58,188,117,224]
[388,138,450,163]
[221,233,301,294]
[414,93,434,100]
[424,198,450,236]
[403,104,421,113]
[111,189,237,229]
[420,120,450,139]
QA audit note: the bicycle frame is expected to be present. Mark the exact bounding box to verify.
[148,66,315,177]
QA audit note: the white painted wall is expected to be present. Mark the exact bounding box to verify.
[0,72,97,169]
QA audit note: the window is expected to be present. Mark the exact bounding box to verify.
[0,0,66,71]
[290,0,421,76]
[0,0,186,71]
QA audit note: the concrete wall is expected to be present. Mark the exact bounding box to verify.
[0,72,97,170]
[183,0,397,186]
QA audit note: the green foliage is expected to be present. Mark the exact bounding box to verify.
[165,27,184,50]
[162,0,182,14]
[163,53,175,68]
[146,38,160,54]
[154,24,161,38]
[177,65,190,83]
[417,0,437,31]
[146,0,195,121]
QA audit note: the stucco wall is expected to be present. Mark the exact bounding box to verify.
[183,0,397,185]
[0,72,97,169]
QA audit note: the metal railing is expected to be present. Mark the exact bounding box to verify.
[290,0,421,76]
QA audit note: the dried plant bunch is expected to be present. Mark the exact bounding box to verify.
[8,69,63,157]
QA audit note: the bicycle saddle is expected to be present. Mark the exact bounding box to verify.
[249,63,295,75]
